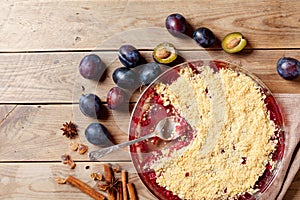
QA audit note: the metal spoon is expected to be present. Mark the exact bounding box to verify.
[89,116,180,160]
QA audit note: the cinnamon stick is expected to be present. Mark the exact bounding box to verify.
[104,163,114,183]
[122,170,128,200]
[127,183,138,200]
[118,183,123,200]
[66,175,106,200]
[107,189,116,200]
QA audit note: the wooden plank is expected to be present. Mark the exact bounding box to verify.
[0,162,155,199]
[0,94,299,162]
[0,161,298,199]
[0,105,17,123]
[0,50,300,104]
[0,0,299,51]
[0,104,132,162]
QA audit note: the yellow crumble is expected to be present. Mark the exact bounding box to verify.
[152,66,277,199]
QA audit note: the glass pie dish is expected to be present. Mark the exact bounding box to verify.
[129,60,285,200]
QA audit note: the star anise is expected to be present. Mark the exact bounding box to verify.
[97,177,121,193]
[61,121,78,139]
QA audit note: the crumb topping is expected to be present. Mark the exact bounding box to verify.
[151,66,277,199]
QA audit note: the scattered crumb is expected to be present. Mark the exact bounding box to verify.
[70,141,79,151]
[90,173,104,181]
[55,177,66,184]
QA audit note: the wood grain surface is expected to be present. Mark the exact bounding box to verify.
[0,104,131,162]
[0,50,299,104]
[0,162,155,199]
[0,94,298,161]
[0,0,299,51]
[0,0,299,199]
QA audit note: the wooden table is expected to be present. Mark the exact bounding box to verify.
[0,0,299,199]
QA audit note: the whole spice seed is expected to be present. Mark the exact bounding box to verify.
[61,121,78,139]
[61,154,76,169]
[70,141,79,151]
[113,164,121,173]
[61,154,70,164]
[91,173,104,181]
[100,164,124,200]
[98,183,110,191]
[78,144,88,154]
[68,160,76,169]
[65,175,106,200]
[97,178,120,199]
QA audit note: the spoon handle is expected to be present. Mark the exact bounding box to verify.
[89,132,155,160]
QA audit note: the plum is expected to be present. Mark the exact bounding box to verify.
[118,45,141,68]
[165,13,188,37]
[107,87,127,110]
[79,54,104,80]
[79,93,102,119]
[138,62,163,86]
[85,123,113,147]
[277,57,300,80]
[193,27,216,48]
[112,67,140,90]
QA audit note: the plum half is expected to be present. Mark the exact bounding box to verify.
[222,32,247,53]
[153,42,178,65]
